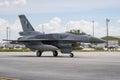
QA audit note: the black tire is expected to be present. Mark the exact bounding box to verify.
[53,51,58,57]
[70,53,74,58]
[36,51,42,57]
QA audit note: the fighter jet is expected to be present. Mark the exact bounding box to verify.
[4,15,106,57]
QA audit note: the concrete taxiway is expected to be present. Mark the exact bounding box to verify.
[0,52,120,80]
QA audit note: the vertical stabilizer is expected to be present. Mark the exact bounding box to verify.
[19,15,35,32]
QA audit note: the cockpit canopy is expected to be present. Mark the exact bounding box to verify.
[66,29,86,35]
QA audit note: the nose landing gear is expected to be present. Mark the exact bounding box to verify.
[36,51,74,57]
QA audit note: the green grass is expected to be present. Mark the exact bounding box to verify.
[0,48,31,52]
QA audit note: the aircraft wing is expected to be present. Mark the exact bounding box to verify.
[3,39,79,43]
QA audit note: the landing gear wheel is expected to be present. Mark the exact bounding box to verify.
[70,53,74,58]
[53,51,58,57]
[36,51,42,57]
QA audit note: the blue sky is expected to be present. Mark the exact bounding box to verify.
[0,0,120,41]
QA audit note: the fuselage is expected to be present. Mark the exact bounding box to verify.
[18,32,105,53]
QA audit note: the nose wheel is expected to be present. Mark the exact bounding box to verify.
[70,53,74,57]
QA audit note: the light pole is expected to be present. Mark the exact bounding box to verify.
[42,24,45,34]
[92,21,94,37]
[9,27,11,40]
[106,18,110,50]
[6,27,9,49]
[6,27,9,40]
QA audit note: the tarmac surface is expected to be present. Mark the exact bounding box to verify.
[0,52,120,80]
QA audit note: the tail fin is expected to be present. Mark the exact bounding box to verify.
[19,15,35,32]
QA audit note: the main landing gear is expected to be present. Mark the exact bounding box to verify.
[53,51,58,57]
[36,50,58,57]
[36,50,74,57]
[36,51,42,57]
[70,53,74,58]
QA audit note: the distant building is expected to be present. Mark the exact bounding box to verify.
[102,36,120,50]
[0,42,3,48]
[2,42,25,49]
[102,36,120,46]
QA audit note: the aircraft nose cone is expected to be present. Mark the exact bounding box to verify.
[89,37,106,43]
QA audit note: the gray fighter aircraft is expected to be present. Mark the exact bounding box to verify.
[4,15,106,57]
